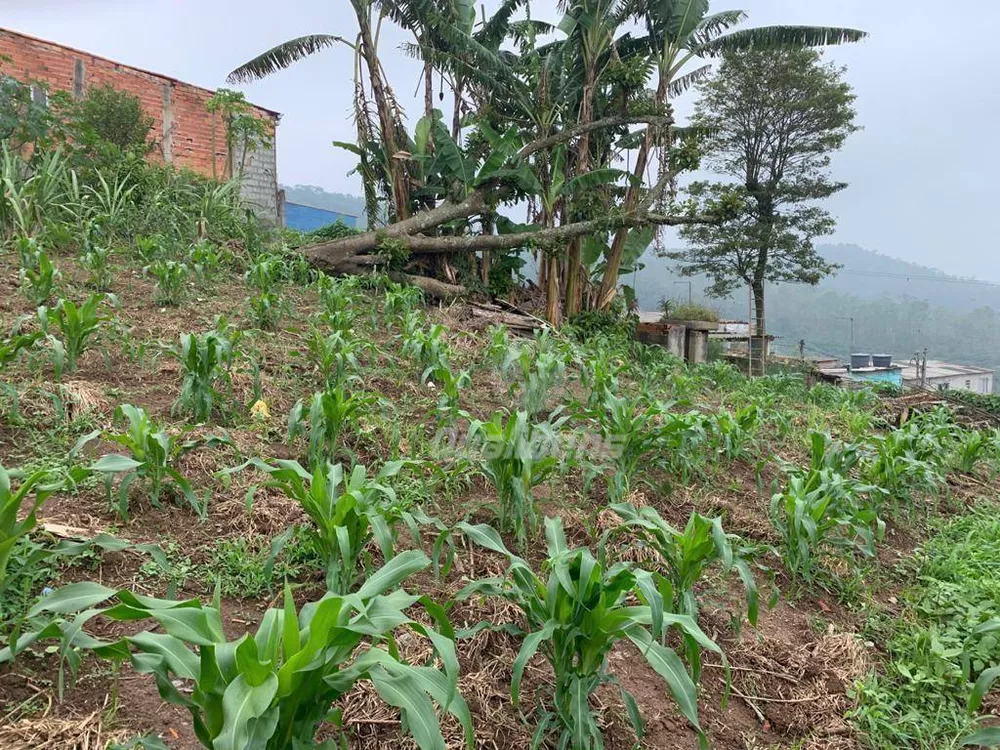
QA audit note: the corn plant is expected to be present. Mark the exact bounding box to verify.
[10,553,473,750]
[864,420,946,514]
[240,458,439,594]
[579,345,620,409]
[772,436,885,583]
[709,403,762,461]
[146,259,190,305]
[17,238,60,305]
[171,326,239,422]
[953,429,988,474]
[87,404,223,519]
[457,518,723,749]
[287,386,379,465]
[248,290,284,330]
[485,324,512,371]
[467,410,562,550]
[134,234,163,263]
[188,241,225,282]
[245,252,285,293]
[78,243,113,291]
[602,503,758,677]
[0,329,41,371]
[383,283,424,319]
[316,271,363,314]
[587,391,667,502]
[304,327,365,387]
[428,363,471,423]
[509,344,565,417]
[0,464,66,592]
[38,293,109,375]
[401,316,451,381]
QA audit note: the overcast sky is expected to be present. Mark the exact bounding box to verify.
[6,1,998,280]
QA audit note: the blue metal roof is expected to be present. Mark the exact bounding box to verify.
[285,202,360,232]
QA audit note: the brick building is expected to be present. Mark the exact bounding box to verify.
[0,26,281,222]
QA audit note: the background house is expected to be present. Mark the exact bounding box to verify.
[0,27,281,223]
[898,359,994,394]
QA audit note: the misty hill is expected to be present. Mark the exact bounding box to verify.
[634,244,1000,377]
[281,185,365,218]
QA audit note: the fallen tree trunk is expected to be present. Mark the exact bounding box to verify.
[389,272,467,299]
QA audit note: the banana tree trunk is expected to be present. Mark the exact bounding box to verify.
[565,66,598,318]
[597,77,670,310]
[354,2,410,220]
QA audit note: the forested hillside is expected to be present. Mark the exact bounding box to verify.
[635,244,1000,372]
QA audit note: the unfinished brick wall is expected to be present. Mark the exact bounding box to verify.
[0,27,280,222]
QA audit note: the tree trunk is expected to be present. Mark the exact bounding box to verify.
[423,58,433,119]
[354,2,409,220]
[565,65,598,318]
[596,77,671,310]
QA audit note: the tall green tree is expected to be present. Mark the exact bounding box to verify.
[669,47,858,352]
[594,4,866,309]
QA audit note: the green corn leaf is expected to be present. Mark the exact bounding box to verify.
[29,581,117,617]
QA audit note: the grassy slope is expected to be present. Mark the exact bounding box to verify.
[1,246,999,750]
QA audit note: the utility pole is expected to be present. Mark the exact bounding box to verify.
[798,339,805,360]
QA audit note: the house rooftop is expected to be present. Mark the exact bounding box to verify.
[898,359,994,380]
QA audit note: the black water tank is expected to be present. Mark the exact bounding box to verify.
[850,353,872,369]
[872,354,892,368]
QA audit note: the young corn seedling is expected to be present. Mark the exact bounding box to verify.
[245,252,285,293]
[772,438,884,584]
[146,259,190,306]
[467,410,562,551]
[316,271,363,315]
[248,289,284,330]
[580,345,621,409]
[428,363,471,423]
[287,386,379,465]
[305,327,366,388]
[458,518,724,750]
[383,283,424,319]
[87,404,224,519]
[508,344,566,417]
[38,293,109,376]
[188,240,225,282]
[133,234,163,263]
[170,325,239,422]
[17,238,60,305]
[602,502,759,677]
[239,458,439,594]
[10,553,473,750]
[953,429,988,474]
[709,403,762,461]
[586,390,671,502]
[484,324,512,371]
[78,243,112,291]
[0,329,42,371]
[401,316,452,381]
[0,463,67,592]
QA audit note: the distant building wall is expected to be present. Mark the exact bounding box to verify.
[284,202,360,232]
[0,27,281,222]
[924,373,994,394]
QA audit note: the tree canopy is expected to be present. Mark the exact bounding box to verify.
[230,1,865,323]
[670,47,859,345]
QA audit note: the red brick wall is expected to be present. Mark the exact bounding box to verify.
[0,27,278,179]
